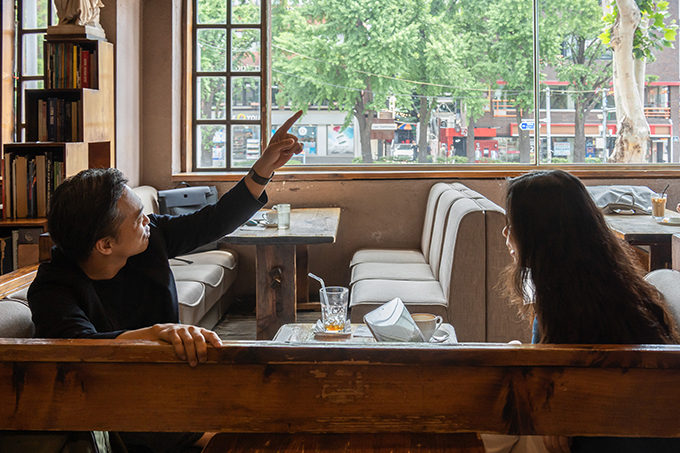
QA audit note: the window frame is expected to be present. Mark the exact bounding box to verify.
[189,0,268,172]
[15,0,55,142]
[181,0,680,178]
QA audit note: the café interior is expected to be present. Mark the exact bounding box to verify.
[2,0,680,451]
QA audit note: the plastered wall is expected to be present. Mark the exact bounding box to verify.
[130,1,680,301]
[203,176,680,299]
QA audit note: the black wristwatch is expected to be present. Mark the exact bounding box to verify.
[248,167,273,185]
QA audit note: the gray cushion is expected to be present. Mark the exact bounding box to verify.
[176,280,207,326]
[349,279,447,323]
[170,249,238,271]
[0,298,34,338]
[645,269,680,327]
[350,262,436,284]
[171,264,224,288]
[350,249,426,267]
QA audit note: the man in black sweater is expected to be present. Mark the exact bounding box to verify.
[27,110,303,452]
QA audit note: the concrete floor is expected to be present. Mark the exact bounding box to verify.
[213,306,321,341]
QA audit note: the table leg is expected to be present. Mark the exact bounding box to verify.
[256,244,297,340]
[296,245,309,309]
[649,243,672,271]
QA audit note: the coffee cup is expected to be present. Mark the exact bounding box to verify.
[263,211,278,224]
[651,193,667,220]
[412,313,443,341]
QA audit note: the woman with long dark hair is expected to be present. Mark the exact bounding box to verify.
[502,169,679,452]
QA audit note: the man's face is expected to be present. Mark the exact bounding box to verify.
[111,187,150,259]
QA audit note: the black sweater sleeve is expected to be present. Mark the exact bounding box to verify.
[153,178,266,258]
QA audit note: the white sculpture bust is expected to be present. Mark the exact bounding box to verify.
[54,0,104,28]
[51,0,106,39]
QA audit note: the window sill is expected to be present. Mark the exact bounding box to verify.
[172,165,680,183]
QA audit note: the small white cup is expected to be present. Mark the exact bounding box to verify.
[263,211,278,224]
[412,313,443,341]
[274,203,291,229]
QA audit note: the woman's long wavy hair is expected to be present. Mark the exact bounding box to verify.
[503,170,679,344]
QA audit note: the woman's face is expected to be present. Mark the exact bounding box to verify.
[502,223,517,262]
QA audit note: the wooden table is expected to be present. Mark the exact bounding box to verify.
[221,207,341,340]
[273,323,458,344]
[605,210,680,270]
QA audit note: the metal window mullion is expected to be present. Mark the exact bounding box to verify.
[226,0,232,169]
[532,0,540,166]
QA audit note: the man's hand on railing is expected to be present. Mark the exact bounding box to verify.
[117,323,223,367]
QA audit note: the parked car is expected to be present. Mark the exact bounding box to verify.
[392,143,416,160]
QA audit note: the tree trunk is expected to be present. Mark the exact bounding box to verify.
[466,116,476,163]
[573,97,586,163]
[417,99,429,163]
[609,0,650,163]
[516,110,531,163]
[353,81,374,164]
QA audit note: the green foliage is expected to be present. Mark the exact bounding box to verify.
[551,157,570,163]
[600,0,677,62]
[585,157,602,163]
[352,156,364,164]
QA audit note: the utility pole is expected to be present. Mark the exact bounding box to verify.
[602,89,608,163]
[545,86,552,163]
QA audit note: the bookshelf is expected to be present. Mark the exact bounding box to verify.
[0,35,114,273]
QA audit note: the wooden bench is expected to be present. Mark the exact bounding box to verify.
[1,339,680,450]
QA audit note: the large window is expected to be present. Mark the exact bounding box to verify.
[15,0,57,141]
[193,0,264,170]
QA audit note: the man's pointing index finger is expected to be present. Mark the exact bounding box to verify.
[273,110,303,139]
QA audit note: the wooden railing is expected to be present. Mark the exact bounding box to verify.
[645,106,671,118]
[492,99,516,117]
[1,339,680,438]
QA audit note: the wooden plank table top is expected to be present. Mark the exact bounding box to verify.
[220,207,342,340]
[222,207,340,245]
[605,210,680,270]
[273,322,458,344]
[605,209,680,242]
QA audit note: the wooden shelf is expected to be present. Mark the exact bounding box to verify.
[0,218,47,228]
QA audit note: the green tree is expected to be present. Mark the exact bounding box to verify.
[272,0,415,163]
[600,0,677,162]
[400,0,467,163]
[487,0,561,163]
[547,0,613,163]
[448,0,497,163]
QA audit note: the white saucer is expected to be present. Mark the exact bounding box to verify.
[656,216,680,225]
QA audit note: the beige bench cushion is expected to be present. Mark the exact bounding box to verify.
[349,280,447,323]
[0,295,34,338]
[176,280,207,326]
[350,249,426,267]
[350,262,436,285]
[170,249,238,271]
[171,264,224,288]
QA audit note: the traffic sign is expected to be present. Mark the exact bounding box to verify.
[519,121,535,131]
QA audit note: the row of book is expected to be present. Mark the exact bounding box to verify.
[4,153,64,220]
[0,228,42,275]
[36,98,81,142]
[46,42,97,89]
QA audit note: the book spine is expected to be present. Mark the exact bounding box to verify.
[56,99,64,142]
[47,98,57,141]
[27,158,36,219]
[11,230,18,271]
[82,51,90,89]
[36,154,46,217]
[45,151,53,215]
[15,155,27,219]
[3,154,11,220]
[64,101,72,142]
